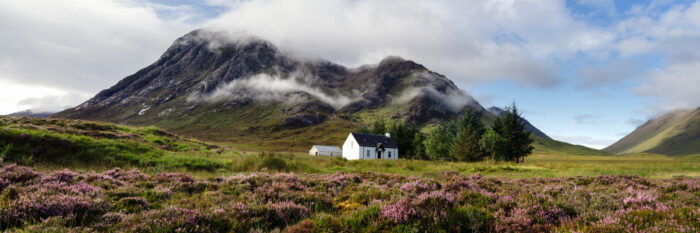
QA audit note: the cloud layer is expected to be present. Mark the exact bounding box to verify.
[188,73,354,110]
[0,0,192,113]
[204,0,610,87]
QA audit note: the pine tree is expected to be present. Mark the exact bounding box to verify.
[356,124,370,133]
[450,109,486,161]
[387,121,420,158]
[412,132,426,159]
[494,103,534,163]
[371,119,387,135]
[370,119,387,135]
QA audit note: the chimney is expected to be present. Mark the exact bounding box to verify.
[385,133,391,138]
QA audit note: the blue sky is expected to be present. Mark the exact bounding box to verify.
[1,0,700,149]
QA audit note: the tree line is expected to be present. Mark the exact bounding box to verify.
[357,103,533,163]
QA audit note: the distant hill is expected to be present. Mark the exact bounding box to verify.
[604,107,700,156]
[53,29,601,155]
[6,109,55,118]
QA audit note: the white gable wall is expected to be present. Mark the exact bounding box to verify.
[342,134,360,160]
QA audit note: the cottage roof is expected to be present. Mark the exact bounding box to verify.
[350,133,398,148]
[311,145,342,153]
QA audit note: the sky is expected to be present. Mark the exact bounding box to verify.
[1,0,700,149]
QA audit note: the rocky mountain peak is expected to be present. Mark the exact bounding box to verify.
[55,29,492,134]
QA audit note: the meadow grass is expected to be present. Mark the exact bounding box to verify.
[2,116,698,179]
[29,151,700,179]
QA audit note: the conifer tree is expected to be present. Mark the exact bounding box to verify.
[371,119,387,135]
[493,102,533,163]
[450,109,486,161]
[412,132,426,159]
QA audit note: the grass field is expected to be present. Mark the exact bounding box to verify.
[27,152,700,180]
[2,116,698,179]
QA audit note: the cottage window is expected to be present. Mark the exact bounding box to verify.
[366,150,370,157]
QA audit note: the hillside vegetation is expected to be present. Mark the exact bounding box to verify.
[1,117,698,178]
[605,107,700,156]
[0,116,229,171]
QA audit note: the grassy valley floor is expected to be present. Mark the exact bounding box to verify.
[1,116,699,232]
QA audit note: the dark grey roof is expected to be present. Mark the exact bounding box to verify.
[350,133,398,148]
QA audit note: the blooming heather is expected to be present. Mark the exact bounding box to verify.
[0,163,697,232]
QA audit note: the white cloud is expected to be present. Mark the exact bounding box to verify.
[203,0,612,87]
[609,1,700,113]
[188,73,355,110]
[634,62,700,113]
[0,79,80,114]
[0,0,194,113]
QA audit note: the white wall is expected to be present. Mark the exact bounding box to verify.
[357,147,399,160]
[342,134,360,160]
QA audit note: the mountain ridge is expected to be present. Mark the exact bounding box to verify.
[54,29,596,154]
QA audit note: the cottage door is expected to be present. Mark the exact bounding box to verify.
[377,151,382,159]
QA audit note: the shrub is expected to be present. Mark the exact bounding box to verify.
[0,194,109,229]
[262,157,288,171]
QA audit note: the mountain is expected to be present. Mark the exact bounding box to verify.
[5,109,55,118]
[487,106,551,139]
[604,107,700,156]
[54,29,598,154]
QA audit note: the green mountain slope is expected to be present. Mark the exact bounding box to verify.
[52,29,603,155]
[604,107,700,156]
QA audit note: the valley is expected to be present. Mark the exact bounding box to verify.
[1,28,698,232]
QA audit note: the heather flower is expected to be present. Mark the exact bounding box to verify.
[0,163,39,183]
[0,164,697,232]
[103,167,147,182]
[42,169,77,183]
[1,194,108,228]
[399,180,437,194]
[381,190,455,223]
[70,182,99,195]
[494,207,532,233]
[125,207,219,233]
[0,178,8,191]
[155,172,195,183]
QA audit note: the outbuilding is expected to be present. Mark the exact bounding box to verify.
[309,145,342,156]
[341,133,398,160]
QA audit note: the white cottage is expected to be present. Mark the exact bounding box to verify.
[309,145,342,156]
[342,133,398,160]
